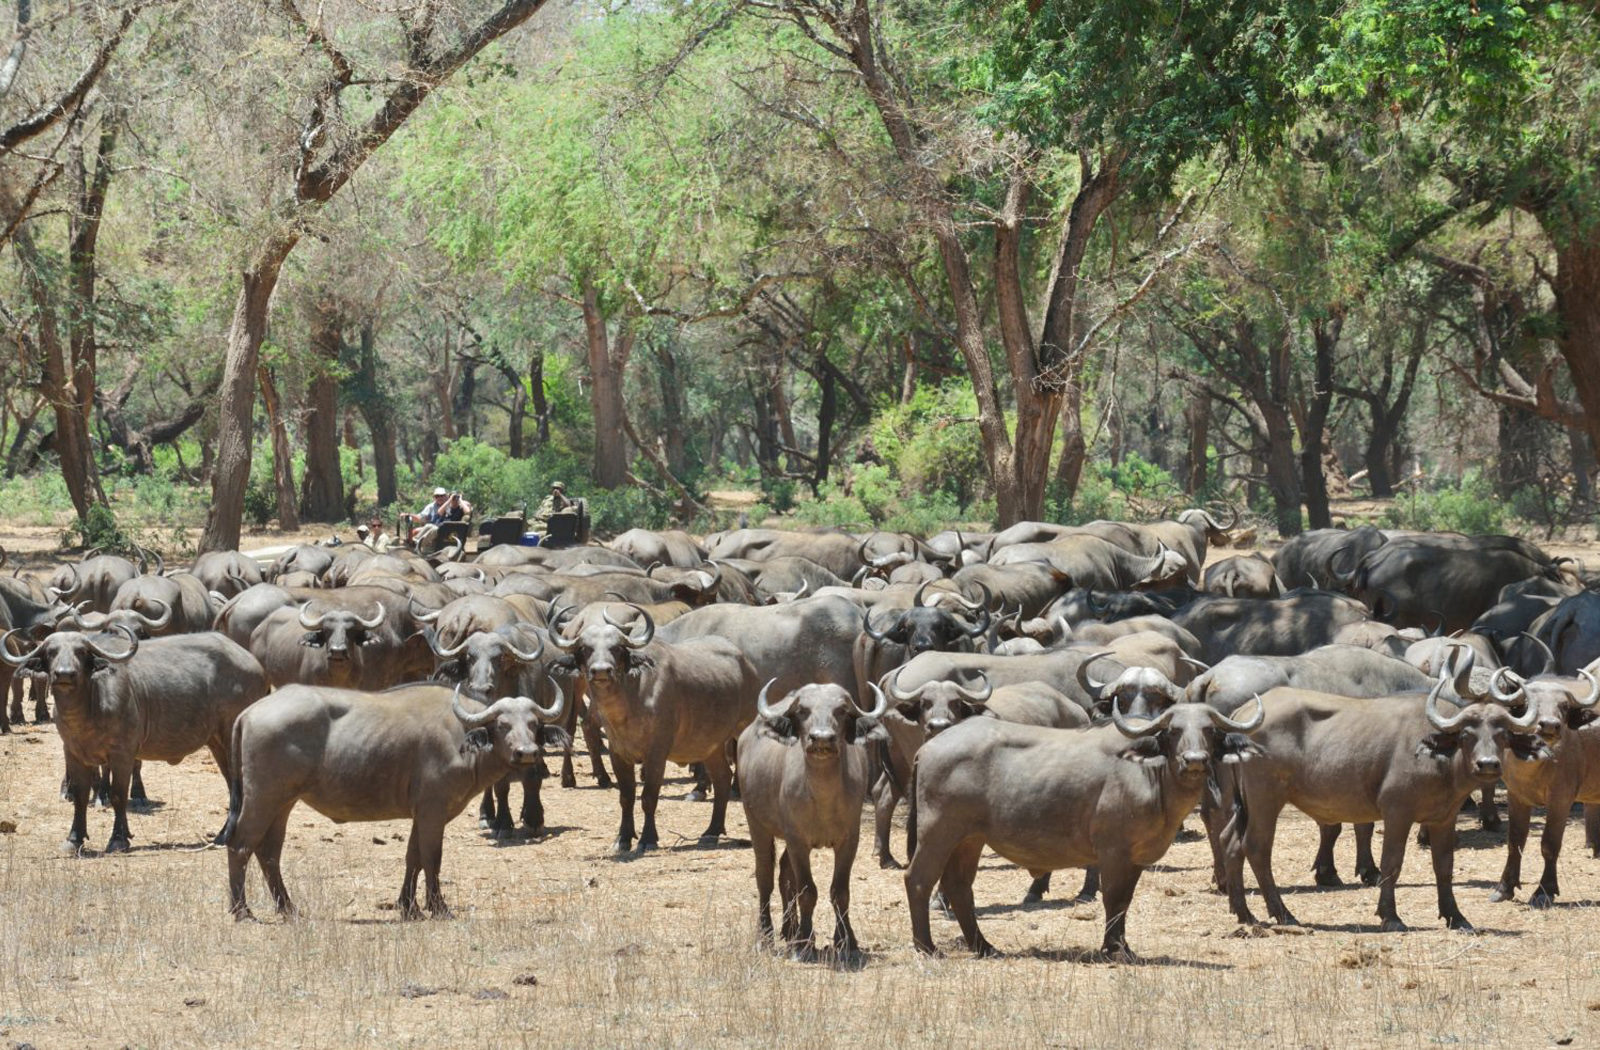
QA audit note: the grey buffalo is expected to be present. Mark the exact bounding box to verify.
[224,683,566,920]
[737,681,888,959]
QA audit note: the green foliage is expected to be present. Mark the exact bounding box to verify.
[759,476,798,515]
[585,485,675,535]
[63,504,132,554]
[1046,453,1180,524]
[870,382,987,509]
[1382,470,1506,534]
[427,437,545,515]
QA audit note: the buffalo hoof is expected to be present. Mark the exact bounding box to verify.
[33,705,49,724]
[697,832,722,846]
[1357,867,1382,887]
[1093,945,1138,964]
[1529,888,1556,910]
[1021,891,1045,906]
[427,905,455,920]
[685,789,708,803]
[1272,914,1302,929]
[877,856,903,871]
[1313,867,1343,888]
[231,908,257,923]
[1444,915,1476,932]
[971,940,1004,960]
[478,817,494,830]
[491,825,515,842]
[560,772,578,789]
[1489,884,1515,903]
[594,774,613,790]
[786,944,818,963]
[1379,918,1408,933]
[398,902,425,921]
[104,837,130,855]
[129,799,155,815]
[1071,891,1097,906]
[1479,813,1502,832]
[611,838,633,855]
[635,839,658,855]
[61,838,85,856]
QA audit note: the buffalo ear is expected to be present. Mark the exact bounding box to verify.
[539,725,572,750]
[459,728,493,755]
[299,631,323,647]
[1118,735,1163,765]
[627,654,656,673]
[1566,706,1598,730]
[852,717,890,746]
[1414,733,1460,762]
[757,716,797,744]
[1218,732,1265,764]
[1507,734,1554,763]
[548,655,579,676]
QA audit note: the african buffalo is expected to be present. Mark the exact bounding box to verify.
[737,681,888,959]
[224,683,566,919]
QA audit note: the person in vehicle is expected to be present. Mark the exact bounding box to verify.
[533,481,572,530]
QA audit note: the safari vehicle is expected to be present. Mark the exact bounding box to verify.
[474,500,590,552]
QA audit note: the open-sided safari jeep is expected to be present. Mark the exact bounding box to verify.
[474,499,590,552]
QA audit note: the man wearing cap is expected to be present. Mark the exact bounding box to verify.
[532,481,572,531]
[402,487,454,548]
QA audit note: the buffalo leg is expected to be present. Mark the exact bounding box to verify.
[1376,817,1412,932]
[129,761,147,808]
[490,776,515,840]
[417,820,452,918]
[611,758,637,854]
[478,787,497,829]
[256,807,295,918]
[1242,805,1297,926]
[830,832,861,957]
[582,694,611,787]
[398,827,424,919]
[1023,870,1051,905]
[105,763,133,854]
[785,843,819,961]
[1098,859,1145,960]
[3,676,19,730]
[1531,786,1575,908]
[941,838,994,958]
[1491,798,1533,903]
[636,756,666,852]
[1478,784,1501,831]
[63,756,93,853]
[904,823,968,956]
[1425,819,1470,930]
[518,763,545,836]
[752,827,778,947]
[559,681,580,788]
[687,762,710,803]
[31,677,47,723]
[1353,823,1380,885]
[1586,803,1600,858]
[1074,868,1099,904]
[206,741,235,844]
[1313,824,1344,887]
[777,848,799,944]
[873,774,902,869]
[699,748,733,842]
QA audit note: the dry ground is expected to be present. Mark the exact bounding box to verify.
[3,516,1600,1048]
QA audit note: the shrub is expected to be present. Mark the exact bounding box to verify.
[63,504,132,553]
[870,381,986,508]
[1382,470,1505,534]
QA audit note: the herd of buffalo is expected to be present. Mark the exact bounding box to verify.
[3,508,1599,962]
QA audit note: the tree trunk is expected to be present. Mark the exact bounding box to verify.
[1364,419,1398,498]
[1549,231,1600,463]
[529,350,550,447]
[300,299,345,523]
[346,321,397,507]
[654,341,688,478]
[1299,315,1339,530]
[1184,392,1209,495]
[257,365,300,531]
[582,280,631,488]
[506,374,526,458]
[1262,405,1303,537]
[814,362,837,494]
[201,234,298,552]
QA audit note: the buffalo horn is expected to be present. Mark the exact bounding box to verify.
[533,675,567,722]
[602,605,654,648]
[298,603,328,631]
[914,580,932,609]
[1425,675,1473,733]
[1489,667,1526,705]
[452,685,500,729]
[1180,656,1211,675]
[355,603,387,630]
[0,629,41,667]
[951,581,990,612]
[48,563,80,599]
[1521,632,1556,676]
[1076,651,1117,697]
[425,627,469,661]
[505,629,545,664]
[1506,693,1541,732]
[862,607,897,643]
[1110,698,1176,739]
[136,598,173,632]
[86,624,139,663]
[546,603,579,652]
[886,667,921,703]
[409,598,442,624]
[852,681,889,720]
[953,672,992,705]
[1210,693,1266,733]
[755,678,788,721]
[1574,667,1600,709]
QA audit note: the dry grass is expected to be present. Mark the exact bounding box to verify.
[5,722,1600,1050]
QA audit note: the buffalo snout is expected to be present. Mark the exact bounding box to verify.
[1473,755,1502,779]
[925,718,953,736]
[804,728,839,754]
